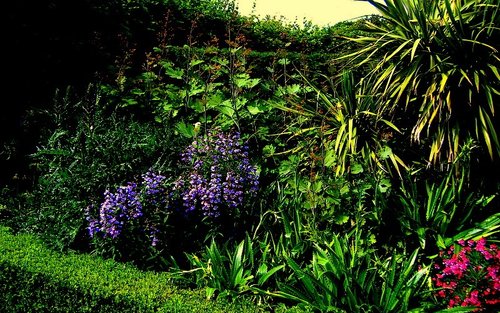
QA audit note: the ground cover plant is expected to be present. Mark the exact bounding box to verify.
[1,0,499,312]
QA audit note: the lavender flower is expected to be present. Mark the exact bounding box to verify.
[86,182,143,239]
[142,170,166,204]
[87,170,168,246]
[172,130,259,218]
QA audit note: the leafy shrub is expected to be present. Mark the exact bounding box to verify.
[167,129,261,253]
[83,129,260,266]
[7,86,179,251]
[0,226,266,313]
[274,230,428,313]
[398,149,495,251]
[104,38,268,133]
[185,234,284,301]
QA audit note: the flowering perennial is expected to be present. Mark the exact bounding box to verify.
[85,170,166,246]
[172,130,259,217]
[86,183,142,239]
[142,170,167,205]
[433,238,500,310]
[85,130,259,249]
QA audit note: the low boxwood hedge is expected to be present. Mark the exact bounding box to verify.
[0,226,274,312]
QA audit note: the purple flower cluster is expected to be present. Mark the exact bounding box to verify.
[433,238,500,310]
[142,170,166,205]
[86,169,167,246]
[85,183,143,239]
[141,170,166,246]
[172,130,259,217]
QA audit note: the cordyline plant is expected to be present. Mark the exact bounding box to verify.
[273,70,405,178]
[344,0,500,164]
[433,238,500,311]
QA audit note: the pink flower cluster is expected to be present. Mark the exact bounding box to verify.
[433,238,500,311]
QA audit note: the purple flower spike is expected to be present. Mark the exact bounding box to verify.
[86,182,143,239]
[173,130,259,217]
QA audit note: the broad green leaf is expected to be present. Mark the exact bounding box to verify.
[378,145,393,160]
[175,121,195,138]
[257,265,285,286]
[378,178,392,193]
[217,104,235,118]
[160,61,184,80]
[350,163,364,174]
[205,287,217,299]
[278,58,290,65]
[334,214,349,225]
[324,150,336,167]
[247,105,262,115]
[340,185,350,195]
[189,59,204,67]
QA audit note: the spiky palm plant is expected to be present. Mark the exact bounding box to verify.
[273,70,404,177]
[344,0,500,164]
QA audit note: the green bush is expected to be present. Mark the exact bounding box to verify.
[7,85,180,252]
[0,226,272,313]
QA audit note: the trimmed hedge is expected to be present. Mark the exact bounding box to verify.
[0,226,273,312]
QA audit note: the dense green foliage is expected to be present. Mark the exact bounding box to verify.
[2,85,181,253]
[1,0,499,311]
[346,0,500,165]
[2,0,360,188]
[0,226,279,312]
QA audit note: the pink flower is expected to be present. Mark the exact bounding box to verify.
[449,295,461,308]
[433,238,500,311]
[485,298,500,305]
[462,290,481,307]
